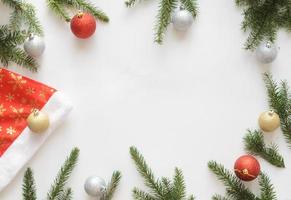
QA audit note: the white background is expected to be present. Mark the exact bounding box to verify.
[1,0,291,199]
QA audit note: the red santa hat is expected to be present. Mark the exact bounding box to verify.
[0,68,72,191]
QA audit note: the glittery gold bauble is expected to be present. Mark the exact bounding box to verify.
[258,110,280,132]
[27,109,49,133]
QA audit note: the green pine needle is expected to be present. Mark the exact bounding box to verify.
[180,0,198,18]
[58,188,73,200]
[47,147,80,200]
[244,129,285,168]
[155,0,178,44]
[235,0,291,50]
[22,168,37,200]
[103,171,122,200]
[208,161,256,200]
[208,161,277,200]
[0,26,38,71]
[259,173,276,200]
[1,0,43,35]
[130,146,195,200]
[125,0,198,44]
[263,73,291,147]
[47,0,109,22]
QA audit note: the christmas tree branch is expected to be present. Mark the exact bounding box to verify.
[155,0,178,44]
[235,0,291,50]
[208,161,256,200]
[130,146,195,200]
[180,0,198,18]
[47,147,80,200]
[263,73,291,147]
[244,129,285,168]
[0,26,37,71]
[47,0,71,22]
[1,0,43,35]
[74,0,109,22]
[22,168,37,200]
[59,188,73,200]
[259,173,276,200]
[47,0,109,22]
[208,161,277,200]
[103,171,122,200]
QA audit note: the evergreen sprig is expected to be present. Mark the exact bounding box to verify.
[130,146,195,200]
[47,147,80,200]
[263,73,291,147]
[1,0,43,35]
[103,171,122,200]
[208,161,277,200]
[0,25,37,71]
[47,0,109,22]
[125,0,198,44]
[21,148,79,200]
[22,168,37,200]
[244,129,285,168]
[235,0,291,50]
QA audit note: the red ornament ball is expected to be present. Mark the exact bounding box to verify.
[70,12,96,39]
[234,155,260,181]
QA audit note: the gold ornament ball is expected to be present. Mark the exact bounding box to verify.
[27,110,50,133]
[258,111,280,132]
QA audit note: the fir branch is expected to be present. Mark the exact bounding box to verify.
[235,0,291,50]
[0,26,38,71]
[180,0,198,18]
[263,73,291,146]
[130,146,164,199]
[259,173,276,200]
[22,168,37,200]
[208,161,256,200]
[47,148,80,200]
[1,0,43,35]
[103,171,122,200]
[212,195,231,200]
[125,0,139,7]
[47,0,71,22]
[74,0,109,22]
[173,168,186,199]
[130,146,195,200]
[132,188,156,200]
[155,0,178,44]
[244,129,285,168]
[47,0,109,22]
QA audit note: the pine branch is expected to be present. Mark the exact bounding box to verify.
[22,168,37,200]
[235,0,291,50]
[74,0,109,22]
[180,0,198,18]
[155,0,178,44]
[208,161,256,200]
[259,173,276,200]
[47,0,71,22]
[0,26,38,71]
[244,129,285,168]
[47,0,109,22]
[212,195,231,200]
[130,146,164,199]
[125,0,139,7]
[263,73,291,147]
[1,0,43,35]
[57,188,73,200]
[47,147,80,200]
[130,146,195,200]
[103,171,122,200]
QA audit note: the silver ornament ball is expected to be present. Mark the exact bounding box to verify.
[255,41,278,64]
[24,34,45,57]
[172,9,193,31]
[84,176,106,197]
